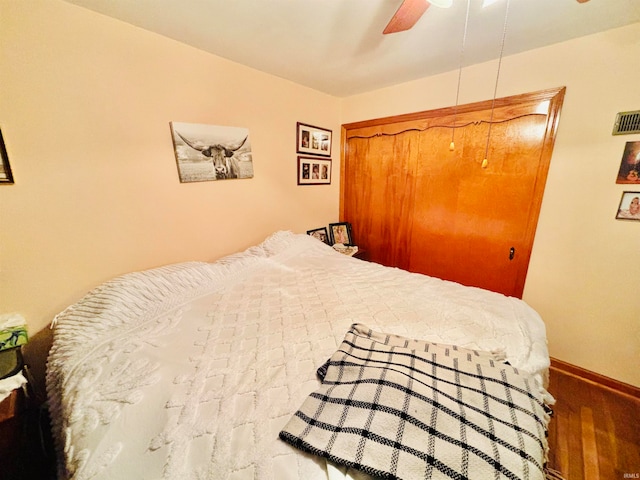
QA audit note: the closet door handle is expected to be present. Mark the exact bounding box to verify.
[509,247,515,261]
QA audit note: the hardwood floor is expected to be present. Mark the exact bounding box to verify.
[546,360,640,480]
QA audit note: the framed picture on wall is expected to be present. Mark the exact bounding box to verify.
[615,191,640,221]
[0,129,14,184]
[296,122,332,157]
[297,156,331,185]
[170,122,253,183]
[616,141,640,184]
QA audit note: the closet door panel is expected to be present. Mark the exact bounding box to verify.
[408,115,546,296]
[344,134,416,270]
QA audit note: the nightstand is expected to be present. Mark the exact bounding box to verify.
[352,248,369,261]
[0,347,56,479]
[0,347,26,422]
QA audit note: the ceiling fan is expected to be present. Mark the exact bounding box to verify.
[383,0,591,35]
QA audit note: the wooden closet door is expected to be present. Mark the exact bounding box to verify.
[341,88,565,298]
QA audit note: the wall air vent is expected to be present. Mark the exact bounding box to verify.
[612,110,640,135]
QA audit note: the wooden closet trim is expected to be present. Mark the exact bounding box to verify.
[342,87,565,130]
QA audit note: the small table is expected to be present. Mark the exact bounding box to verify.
[0,347,26,422]
[352,248,368,261]
[0,347,56,478]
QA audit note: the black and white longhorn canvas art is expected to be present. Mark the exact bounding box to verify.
[170,122,253,182]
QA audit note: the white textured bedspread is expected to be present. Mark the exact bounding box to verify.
[47,231,551,480]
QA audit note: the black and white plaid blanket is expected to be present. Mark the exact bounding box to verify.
[280,324,550,480]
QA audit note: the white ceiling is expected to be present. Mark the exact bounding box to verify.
[62,0,640,97]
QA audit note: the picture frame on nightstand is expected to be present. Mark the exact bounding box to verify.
[328,222,353,245]
[307,227,330,245]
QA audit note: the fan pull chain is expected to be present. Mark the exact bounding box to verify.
[483,0,510,168]
[451,0,472,151]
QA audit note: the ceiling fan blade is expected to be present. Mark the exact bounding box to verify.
[383,0,430,35]
[576,0,590,2]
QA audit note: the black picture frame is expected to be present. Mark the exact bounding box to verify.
[306,227,330,244]
[296,122,332,157]
[328,222,353,245]
[297,156,331,185]
[615,191,640,221]
[0,129,14,184]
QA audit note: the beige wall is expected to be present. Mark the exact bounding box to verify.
[341,23,640,387]
[2,0,638,388]
[0,0,341,333]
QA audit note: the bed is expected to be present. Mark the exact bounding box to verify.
[46,231,554,480]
